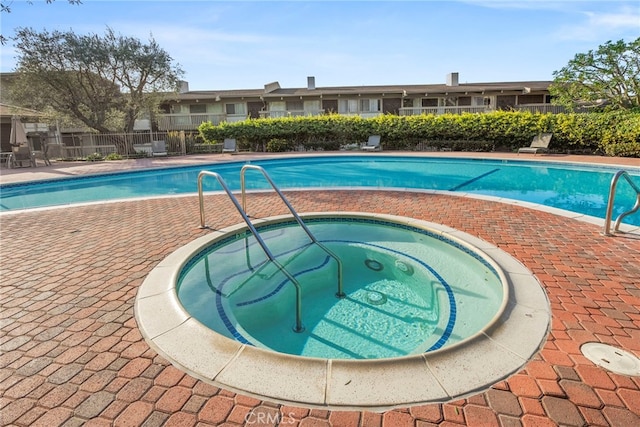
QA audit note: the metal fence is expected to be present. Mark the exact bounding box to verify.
[54,131,204,159]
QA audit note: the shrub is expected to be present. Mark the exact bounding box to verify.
[198,110,639,157]
[86,152,103,161]
[266,138,296,152]
[105,153,123,160]
[599,112,640,156]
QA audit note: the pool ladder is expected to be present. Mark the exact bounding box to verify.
[198,165,345,333]
[603,170,640,236]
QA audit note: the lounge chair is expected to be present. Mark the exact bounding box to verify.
[361,135,382,151]
[151,140,168,157]
[222,138,237,153]
[518,133,552,155]
[10,145,36,168]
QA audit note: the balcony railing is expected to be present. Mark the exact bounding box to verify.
[156,104,570,131]
[399,106,490,116]
[513,104,567,114]
[258,110,325,119]
[157,113,226,130]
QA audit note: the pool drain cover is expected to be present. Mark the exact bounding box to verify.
[581,343,640,376]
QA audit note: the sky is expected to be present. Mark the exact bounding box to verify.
[0,0,638,91]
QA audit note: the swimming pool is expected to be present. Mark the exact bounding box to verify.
[1,155,639,226]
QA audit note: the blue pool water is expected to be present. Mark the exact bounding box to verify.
[1,155,639,225]
[177,217,505,359]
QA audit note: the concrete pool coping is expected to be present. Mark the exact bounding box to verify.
[135,212,552,411]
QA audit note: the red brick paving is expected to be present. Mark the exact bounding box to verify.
[1,155,640,426]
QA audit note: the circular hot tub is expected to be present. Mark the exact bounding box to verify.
[135,213,550,410]
[178,215,506,359]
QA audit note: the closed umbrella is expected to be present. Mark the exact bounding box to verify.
[10,115,29,147]
[9,115,35,167]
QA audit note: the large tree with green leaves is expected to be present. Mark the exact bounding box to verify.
[550,38,640,111]
[10,27,184,134]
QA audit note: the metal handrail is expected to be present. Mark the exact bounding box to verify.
[240,164,345,298]
[603,170,640,236]
[197,171,305,332]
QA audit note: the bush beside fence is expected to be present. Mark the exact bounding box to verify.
[199,111,640,157]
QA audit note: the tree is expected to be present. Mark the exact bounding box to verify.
[10,27,184,137]
[549,38,640,111]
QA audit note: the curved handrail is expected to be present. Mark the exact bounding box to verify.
[603,170,640,236]
[240,164,345,298]
[197,171,305,332]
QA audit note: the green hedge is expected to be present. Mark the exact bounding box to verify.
[198,111,640,157]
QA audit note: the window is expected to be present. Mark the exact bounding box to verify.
[439,97,458,107]
[338,98,381,113]
[269,101,286,111]
[225,103,246,115]
[338,99,359,114]
[172,104,188,114]
[304,100,321,113]
[189,104,206,114]
[286,100,303,111]
[422,98,438,107]
[360,99,381,113]
[472,97,491,107]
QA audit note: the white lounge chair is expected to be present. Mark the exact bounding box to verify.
[518,133,552,155]
[151,140,168,157]
[222,138,237,153]
[361,135,382,151]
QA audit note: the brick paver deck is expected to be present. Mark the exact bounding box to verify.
[1,154,639,426]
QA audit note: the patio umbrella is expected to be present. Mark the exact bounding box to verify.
[10,115,29,147]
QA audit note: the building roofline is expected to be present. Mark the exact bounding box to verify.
[0,103,45,118]
[169,79,552,102]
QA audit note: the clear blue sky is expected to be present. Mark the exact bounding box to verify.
[1,0,638,90]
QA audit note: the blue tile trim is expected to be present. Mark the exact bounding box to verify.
[209,241,316,343]
[236,256,331,306]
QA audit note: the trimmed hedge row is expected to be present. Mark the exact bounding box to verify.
[198,111,640,157]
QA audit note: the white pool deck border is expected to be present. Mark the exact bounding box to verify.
[135,212,552,411]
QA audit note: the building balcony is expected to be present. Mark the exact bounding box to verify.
[512,104,567,114]
[156,104,568,132]
[157,113,226,131]
[398,106,491,116]
[258,110,325,119]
